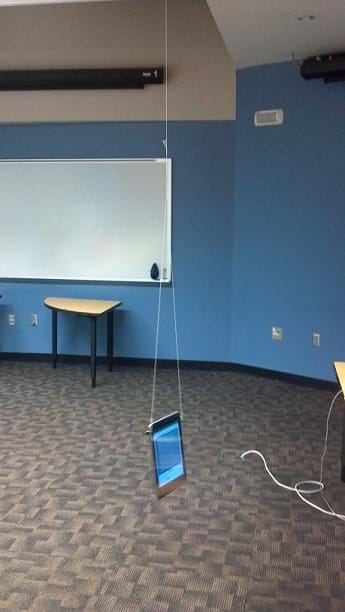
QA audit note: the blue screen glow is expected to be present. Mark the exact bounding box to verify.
[153,421,184,487]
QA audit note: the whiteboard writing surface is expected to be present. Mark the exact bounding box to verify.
[0,158,171,282]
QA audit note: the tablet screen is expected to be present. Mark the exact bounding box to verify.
[151,412,186,497]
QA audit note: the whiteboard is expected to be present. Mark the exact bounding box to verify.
[0,158,171,282]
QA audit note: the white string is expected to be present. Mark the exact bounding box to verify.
[150,260,163,425]
[150,0,183,426]
[164,0,168,157]
[291,51,302,71]
[171,259,183,419]
[240,390,345,520]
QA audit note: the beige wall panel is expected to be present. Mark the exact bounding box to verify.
[0,0,235,122]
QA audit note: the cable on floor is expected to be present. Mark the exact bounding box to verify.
[241,389,345,520]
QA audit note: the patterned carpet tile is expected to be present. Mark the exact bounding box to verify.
[0,360,344,610]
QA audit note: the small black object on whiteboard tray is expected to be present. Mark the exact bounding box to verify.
[150,262,159,280]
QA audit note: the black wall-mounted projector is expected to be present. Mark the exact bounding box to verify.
[0,67,164,91]
[300,53,345,82]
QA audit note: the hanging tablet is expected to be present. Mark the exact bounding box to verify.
[150,411,187,498]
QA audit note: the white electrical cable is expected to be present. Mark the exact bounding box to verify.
[150,0,183,426]
[241,389,345,520]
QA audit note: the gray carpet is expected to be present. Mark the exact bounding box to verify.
[0,360,345,611]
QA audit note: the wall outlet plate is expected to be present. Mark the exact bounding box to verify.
[8,313,15,326]
[255,109,284,127]
[272,326,283,341]
[312,333,320,347]
[31,314,38,326]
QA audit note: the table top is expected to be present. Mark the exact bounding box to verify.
[44,297,122,316]
[334,362,345,398]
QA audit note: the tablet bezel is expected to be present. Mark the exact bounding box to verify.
[150,411,187,498]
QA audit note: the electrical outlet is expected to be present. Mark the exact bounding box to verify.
[272,326,283,341]
[8,313,15,326]
[312,333,320,348]
[31,314,38,326]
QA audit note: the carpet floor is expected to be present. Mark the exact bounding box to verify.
[0,360,344,611]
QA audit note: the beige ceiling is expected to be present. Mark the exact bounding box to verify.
[206,0,345,69]
[0,0,114,4]
[1,0,344,70]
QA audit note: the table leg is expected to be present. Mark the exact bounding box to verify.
[341,406,345,483]
[52,310,57,368]
[90,316,97,388]
[107,310,114,372]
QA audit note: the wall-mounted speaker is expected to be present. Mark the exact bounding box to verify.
[254,109,284,127]
[0,67,164,91]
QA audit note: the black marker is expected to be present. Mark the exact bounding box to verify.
[150,263,159,280]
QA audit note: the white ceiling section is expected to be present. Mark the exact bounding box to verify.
[207,0,345,69]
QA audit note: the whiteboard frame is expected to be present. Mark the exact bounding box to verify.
[0,157,172,284]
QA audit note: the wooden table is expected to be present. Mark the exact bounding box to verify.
[334,362,345,482]
[44,297,122,388]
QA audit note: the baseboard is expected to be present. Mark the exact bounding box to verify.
[0,352,91,364]
[0,351,338,391]
[117,358,337,391]
[223,361,338,391]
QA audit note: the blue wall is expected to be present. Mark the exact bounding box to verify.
[1,63,344,382]
[0,121,234,363]
[232,62,345,381]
